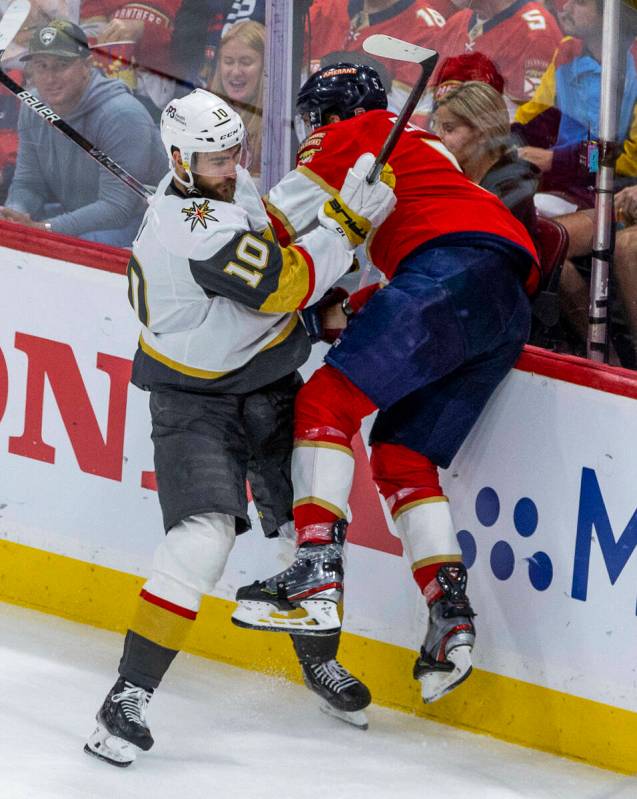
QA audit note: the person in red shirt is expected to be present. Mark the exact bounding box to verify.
[232,63,540,705]
[429,0,562,116]
[81,1,180,75]
[308,0,448,112]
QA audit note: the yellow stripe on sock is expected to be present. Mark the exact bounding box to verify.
[292,496,346,518]
[392,496,449,522]
[129,594,196,652]
[411,554,463,573]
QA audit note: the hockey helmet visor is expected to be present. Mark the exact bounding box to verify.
[189,144,248,178]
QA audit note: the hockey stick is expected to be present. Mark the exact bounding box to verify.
[0,0,30,57]
[0,0,152,200]
[362,34,439,183]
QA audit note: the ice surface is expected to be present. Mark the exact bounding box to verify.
[0,602,634,799]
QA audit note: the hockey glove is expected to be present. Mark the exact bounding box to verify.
[300,287,349,344]
[319,153,397,249]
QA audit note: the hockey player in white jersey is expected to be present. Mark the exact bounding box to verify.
[84,88,396,767]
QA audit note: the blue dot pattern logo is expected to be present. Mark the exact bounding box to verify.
[456,488,553,591]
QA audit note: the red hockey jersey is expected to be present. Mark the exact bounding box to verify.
[430,0,562,106]
[308,0,447,89]
[81,1,181,73]
[266,110,540,293]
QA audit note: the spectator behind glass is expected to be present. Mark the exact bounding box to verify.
[170,0,230,89]
[171,1,266,93]
[307,1,448,114]
[432,51,504,103]
[428,0,562,118]
[432,81,539,236]
[209,20,265,180]
[80,0,182,112]
[0,19,164,246]
[513,0,637,214]
[554,187,637,368]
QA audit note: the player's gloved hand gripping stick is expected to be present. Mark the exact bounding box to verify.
[320,152,397,248]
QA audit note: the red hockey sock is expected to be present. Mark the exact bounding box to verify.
[370,442,443,513]
[292,365,376,544]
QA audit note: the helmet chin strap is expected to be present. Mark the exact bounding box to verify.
[170,150,206,197]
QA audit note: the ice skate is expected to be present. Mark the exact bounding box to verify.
[414,564,476,703]
[302,658,371,729]
[232,521,347,636]
[84,677,154,767]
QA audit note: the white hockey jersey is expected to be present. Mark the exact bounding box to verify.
[128,168,353,393]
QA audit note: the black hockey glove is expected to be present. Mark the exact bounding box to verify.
[300,287,349,344]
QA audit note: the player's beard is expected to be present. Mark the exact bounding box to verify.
[193,175,237,203]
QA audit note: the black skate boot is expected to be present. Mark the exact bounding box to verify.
[232,520,347,635]
[84,677,154,767]
[302,659,371,729]
[414,564,476,703]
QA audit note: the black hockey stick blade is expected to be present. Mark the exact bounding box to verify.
[0,0,30,59]
[362,34,439,183]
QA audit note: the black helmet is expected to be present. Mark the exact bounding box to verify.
[295,62,387,135]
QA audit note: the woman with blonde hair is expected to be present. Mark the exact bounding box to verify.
[209,20,265,179]
[433,80,539,234]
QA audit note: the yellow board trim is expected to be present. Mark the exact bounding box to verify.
[0,538,635,775]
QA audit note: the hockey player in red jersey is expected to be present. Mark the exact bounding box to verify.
[429,0,562,115]
[308,0,448,111]
[232,63,540,704]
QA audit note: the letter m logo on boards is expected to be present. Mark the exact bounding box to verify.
[571,467,637,614]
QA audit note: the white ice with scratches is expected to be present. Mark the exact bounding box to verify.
[0,603,634,799]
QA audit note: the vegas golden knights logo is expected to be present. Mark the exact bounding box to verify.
[181,199,218,231]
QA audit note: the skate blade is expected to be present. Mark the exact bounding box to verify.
[84,723,136,767]
[231,598,341,636]
[419,645,473,704]
[319,701,369,730]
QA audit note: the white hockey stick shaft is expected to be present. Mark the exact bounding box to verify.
[0,0,30,58]
[0,0,152,201]
[362,34,439,183]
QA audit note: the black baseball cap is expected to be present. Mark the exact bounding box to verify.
[21,19,90,61]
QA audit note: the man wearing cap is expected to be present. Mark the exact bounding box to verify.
[0,19,163,246]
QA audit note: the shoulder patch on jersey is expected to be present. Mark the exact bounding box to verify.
[298,147,321,165]
[181,199,218,231]
[297,131,327,164]
[300,132,327,150]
